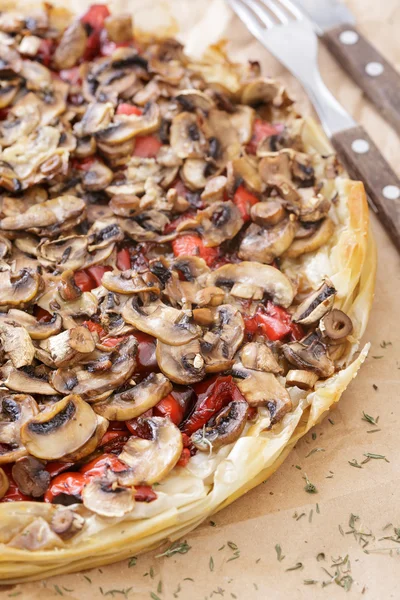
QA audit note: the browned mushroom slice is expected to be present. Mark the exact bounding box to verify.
[250,200,286,227]
[102,270,161,295]
[12,456,50,497]
[180,158,209,190]
[122,298,200,345]
[41,326,96,368]
[37,289,98,319]
[282,337,335,378]
[259,153,300,205]
[241,77,286,106]
[94,373,172,420]
[53,19,87,69]
[104,13,133,41]
[0,393,39,465]
[81,160,114,191]
[95,103,160,145]
[0,269,41,307]
[195,201,243,247]
[175,89,215,111]
[0,468,9,499]
[0,320,35,368]
[119,417,182,485]
[320,309,353,341]
[238,219,296,264]
[18,35,42,56]
[201,305,244,372]
[20,395,98,460]
[37,235,88,271]
[229,106,255,144]
[1,362,57,395]
[51,509,85,539]
[284,218,335,258]
[0,234,11,259]
[201,175,227,203]
[0,160,20,192]
[156,339,205,385]
[0,94,41,147]
[292,280,336,325]
[233,364,292,423]
[191,400,249,452]
[88,219,124,250]
[0,196,86,232]
[297,189,330,223]
[74,102,114,137]
[63,415,109,462]
[0,42,22,76]
[207,261,294,307]
[51,337,137,399]
[230,157,263,193]
[6,310,62,340]
[171,255,210,281]
[82,477,135,518]
[286,370,318,390]
[170,112,207,159]
[240,342,282,374]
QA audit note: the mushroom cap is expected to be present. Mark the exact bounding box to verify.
[82,477,135,518]
[156,339,205,385]
[191,400,249,452]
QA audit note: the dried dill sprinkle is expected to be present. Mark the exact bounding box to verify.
[316,503,320,514]
[362,412,379,425]
[209,556,214,571]
[348,459,362,468]
[210,520,216,527]
[311,432,317,441]
[156,540,191,558]
[317,552,326,561]
[303,579,318,585]
[363,452,389,462]
[328,418,335,425]
[305,447,325,458]
[372,384,378,391]
[380,340,392,348]
[303,473,318,493]
[128,557,137,568]
[150,593,161,600]
[286,562,303,571]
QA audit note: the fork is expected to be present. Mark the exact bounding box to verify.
[227,0,400,253]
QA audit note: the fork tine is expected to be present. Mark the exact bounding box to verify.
[241,0,275,28]
[273,0,306,21]
[260,0,290,24]
[227,0,269,44]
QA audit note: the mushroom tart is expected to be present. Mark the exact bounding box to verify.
[0,2,375,583]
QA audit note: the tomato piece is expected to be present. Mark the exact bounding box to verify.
[116,104,142,116]
[247,119,284,154]
[153,394,184,426]
[46,461,74,478]
[133,135,162,158]
[117,247,131,271]
[81,454,127,478]
[44,473,86,504]
[172,235,219,267]
[59,67,82,85]
[177,448,191,467]
[83,320,106,337]
[80,4,110,30]
[233,185,259,221]
[134,485,157,502]
[74,270,95,292]
[182,376,246,435]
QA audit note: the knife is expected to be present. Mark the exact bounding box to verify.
[295,0,400,135]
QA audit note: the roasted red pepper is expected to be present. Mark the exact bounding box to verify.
[154,394,184,426]
[133,332,158,374]
[177,448,191,467]
[46,461,74,478]
[172,235,219,267]
[80,4,111,61]
[244,301,303,342]
[233,185,259,221]
[116,247,131,271]
[182,376,246,435]
[134,485,157,502]
[116,104,142,116]
[82,320,106,337]
[44,473,87,504]
[80,453,127,477]
[74,266,112,291]
[133,135,162,158]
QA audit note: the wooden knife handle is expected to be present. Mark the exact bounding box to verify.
[323,24,400,135]
[331,125,400,252]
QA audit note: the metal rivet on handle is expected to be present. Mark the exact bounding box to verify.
[339,30,359,45]
[382,185,400,200]
[351,139,370,154]
[365,62,384,76]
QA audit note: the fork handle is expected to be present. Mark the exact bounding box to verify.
[331,125,400,252]
[323,25,400,135]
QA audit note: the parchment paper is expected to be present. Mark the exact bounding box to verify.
[1,0,400,597]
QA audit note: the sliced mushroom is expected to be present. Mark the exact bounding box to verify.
[95,102,160,145]
[0,196,86,233]
[0,393,39,464]
[11,456,50,497]
[238,219,296,264]
[102,270,161,295]
[250,200,286,227]
[239,342,282,374]
[170,112,207,159]
[298,189,330,222]
[194,201,243,247]
[0,320,35,368]
[37,235,88,271]
[82,477,135,518]
[241,77,286,106]
[0,468,9,499]
[259,153,299,205]
[42,326,96,367]
[207,261,294,307]
[122,298,200,345]
[286,369,318,390]
[1,363,57,395]
[104,14,133,42]
[320,309,353,341]
[63,415,108,462]
[53,19,87,69]
[233,364,292,423]
[175,89,215,111]
[292,280,336,325]
[20,394,98,460]
[50,509,85,539]
[201,175,227,203]
[282,337,335,378]
[230,157,263,193]
[284,218,334,258]
[229,105,255,144]
[191,400,249,451]
[74,102,114,137]
[81,160,114,191]
[156,339,205,385]
[201,305,244,372]
[58,270,83,302]
[94,373,172,420]
[180,158,208,190]
[0,269,41,307]
[119,416,183,485]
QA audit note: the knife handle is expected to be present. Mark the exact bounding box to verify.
[331,124,400,252]
[323,24,400,135]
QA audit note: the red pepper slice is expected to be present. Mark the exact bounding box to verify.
[153,394,184,426]
[82,320,106,337]
[133,135,162,158]
[163,212,195,234]
[101,336,126,348]
[132,332,157,374]
[116,247,131,271]
[247,119,284,154]
[134,485,157,503]
[172,235,219,267]
[177,448,191,467]
[126,409,154,437]
[46,461,74,478]
[116,104,142,116]
[33,306,52,323]
[244,301,303,342]
[74,270,95,292]
[80,4,110,30]
[80,453,127,477]
[233,185,259,221]
[182,376,246,435]
[44,473,87,504]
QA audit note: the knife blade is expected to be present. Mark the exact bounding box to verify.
[295,0,400,135]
